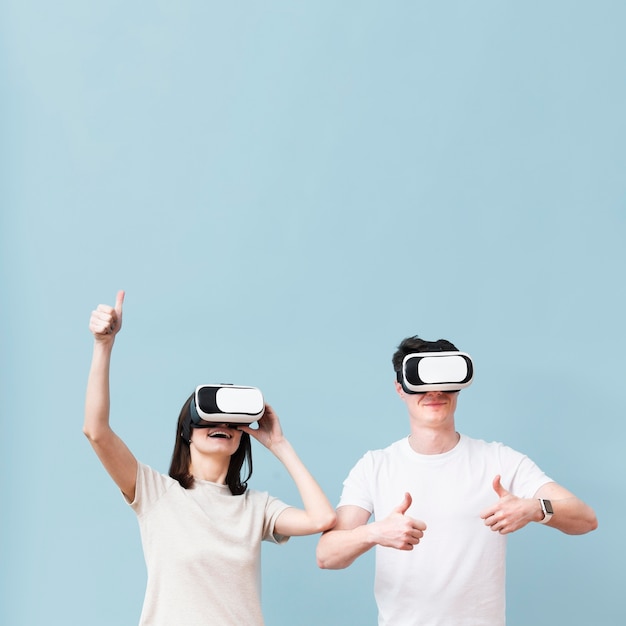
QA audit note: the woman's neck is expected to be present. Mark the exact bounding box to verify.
[189,452,230,483]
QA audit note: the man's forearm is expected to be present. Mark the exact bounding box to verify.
[316,525,376,570]
[542,497,598,535]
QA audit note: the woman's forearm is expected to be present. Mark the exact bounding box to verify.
[84,340,115,441]
[272,439,336,534]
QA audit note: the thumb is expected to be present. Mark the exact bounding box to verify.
[393,492,412,515]
[115,290,125,316]
[492,475,510,498]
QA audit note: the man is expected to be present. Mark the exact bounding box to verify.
[316,336,597,626]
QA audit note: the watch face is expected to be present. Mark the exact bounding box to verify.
[543,500,554,514]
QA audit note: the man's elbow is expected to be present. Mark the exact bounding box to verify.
[316,554,333,570]
[579,504,599,534]
[581,509,599,534]
[316,549,338,570]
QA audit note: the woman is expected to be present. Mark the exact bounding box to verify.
[84,291,336,626]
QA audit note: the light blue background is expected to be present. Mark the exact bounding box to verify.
[1,2,624,625]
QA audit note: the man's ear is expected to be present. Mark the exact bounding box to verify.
[394,380,405,397]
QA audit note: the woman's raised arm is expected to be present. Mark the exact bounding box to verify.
[83,291,137,501]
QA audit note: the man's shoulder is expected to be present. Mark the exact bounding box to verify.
[358,437,408,462]
[460,433,525,457]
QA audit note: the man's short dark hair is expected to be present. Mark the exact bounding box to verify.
[392,336,459,373]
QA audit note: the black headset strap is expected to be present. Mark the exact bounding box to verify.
[180,396,198,442]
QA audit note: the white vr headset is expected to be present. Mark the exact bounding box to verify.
[399,351,474,393]
[189,384,265,425]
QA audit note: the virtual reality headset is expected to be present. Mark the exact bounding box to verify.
[399,351,474,393]
[189,384,265,425]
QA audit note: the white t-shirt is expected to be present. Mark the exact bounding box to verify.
[128,463,290,626]
[338,434,552,626]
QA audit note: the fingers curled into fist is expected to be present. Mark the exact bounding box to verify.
[90,305,117,337]
[89,291,125,339]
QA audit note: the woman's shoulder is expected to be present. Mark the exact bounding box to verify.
[133,462,180,501]
[136,461,176,480]
[242,487,289,510]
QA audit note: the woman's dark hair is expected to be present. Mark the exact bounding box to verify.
[168,394,253,495]
[391,335,459,373]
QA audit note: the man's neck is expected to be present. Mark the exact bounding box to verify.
[408,428,460,455]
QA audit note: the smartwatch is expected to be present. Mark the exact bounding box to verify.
[538,499,553,524]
